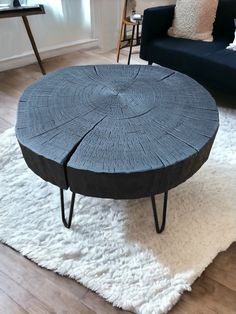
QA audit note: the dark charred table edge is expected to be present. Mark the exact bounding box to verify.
[17,128,218,234]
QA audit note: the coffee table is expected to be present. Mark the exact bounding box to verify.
[16,65,219,233]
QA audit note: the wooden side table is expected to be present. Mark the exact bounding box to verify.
[0,5,46,75]
[117,16,142,65]
[117,0,142,65]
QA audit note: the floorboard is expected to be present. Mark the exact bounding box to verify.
[0,288,28,314]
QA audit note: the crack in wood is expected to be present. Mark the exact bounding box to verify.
[62,115,107,185]
[158,72,175,82]
[120,107,155,120]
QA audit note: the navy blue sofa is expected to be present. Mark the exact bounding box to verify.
[140,0,236,94]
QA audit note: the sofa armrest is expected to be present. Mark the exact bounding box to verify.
[141,5,175,46]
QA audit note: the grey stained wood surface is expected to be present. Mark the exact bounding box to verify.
[16,64,219,198]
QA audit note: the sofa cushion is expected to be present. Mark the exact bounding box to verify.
[205,49,236,70]
[152,37,228,58]
[145,37,231,89]
[203,49,236,91]
[168,0,219,42]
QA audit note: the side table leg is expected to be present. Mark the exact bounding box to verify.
[127,25,135,65]
[60,188,76,229]
[22,16,46,75]
[151,191,168,234]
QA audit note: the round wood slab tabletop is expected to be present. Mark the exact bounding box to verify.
[16,65,219,199]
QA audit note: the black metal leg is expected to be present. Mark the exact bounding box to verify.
[151,192,168,234]
[124,24,127,41]
[60,188,76,229]
[59,188,168,233]
[128,25,135,65]
[136,23,139,45]
[148,61,153,66]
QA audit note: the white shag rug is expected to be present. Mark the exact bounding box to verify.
[0,108,236,314]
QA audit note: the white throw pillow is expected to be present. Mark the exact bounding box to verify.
[168,0,219,42]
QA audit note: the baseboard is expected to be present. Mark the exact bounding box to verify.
[0,39,98,72]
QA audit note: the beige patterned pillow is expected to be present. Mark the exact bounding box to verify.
[168,0,219,42]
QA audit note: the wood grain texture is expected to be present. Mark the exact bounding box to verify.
[0,289,27,314]
[0,48,235,314]
[0,245,96,314]
[0,271,55,314]
[16,64,219,199]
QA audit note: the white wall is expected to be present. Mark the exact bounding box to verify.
[91,0,122,52]
[0,0,97,70]
[93,0,176,52]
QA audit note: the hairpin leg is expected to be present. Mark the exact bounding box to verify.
[60,188,76,229]
[151,192,168,234]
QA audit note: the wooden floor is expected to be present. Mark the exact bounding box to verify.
[0,48,236,314]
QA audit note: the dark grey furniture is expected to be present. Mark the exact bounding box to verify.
[16,65,219,233]
[140,0,236,94]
